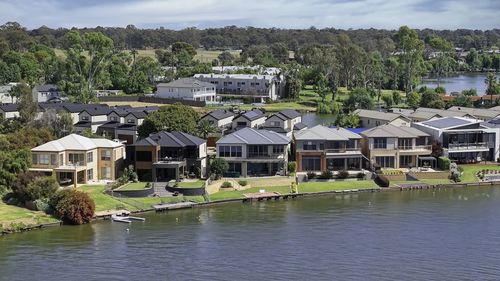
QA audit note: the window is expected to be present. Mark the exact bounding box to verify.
[82,115,89,121]
[375,156,395,168]
[101,167,111,179]
[271,121,281,127]
[398,138,413,150]
[400,155,413,168]
[87,152,93,163]
[111,116,118,121]
[218,146,242,157]
[302,157,321,171]
[273,145,284,154]
[68,154,84,165]
[39,154,49,165]
[248,145,267,157]
[51,154,57,165]
[255,83,260,86]
[32,154,38,165]
[87,169,93,181]
[231,146,242,157]
[127,118,135,124]
[236,121,247,127]
[303,142,317,150]
[59,154,63,166]
[373,138,387,149]
[136,151,152,161]
[101,150,111,161]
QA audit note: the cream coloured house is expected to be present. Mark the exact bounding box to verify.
[30,134,125,187]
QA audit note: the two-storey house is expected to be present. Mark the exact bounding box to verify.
[413,117,497,163]
[262,109,306,137]
[216,128,291,177]
[156,78,217,102]
[294,125,364,172]
[74,106,112,133]
[30,134,125,187]
[361,124,433,169]
[231,109,266,131]
[130,131,207,182]
[32,84,65,103]
[200,109,234,130]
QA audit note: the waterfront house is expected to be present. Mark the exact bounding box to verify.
[231,109,266,131]
[193,73,282,102]
[156,78,217,102]
[216,128,290,177]
[32,84,65,103]
[30,134,125,187]
[130,131,207,182]
[354,109,411,128]
[413,117,497,163]
[262,109,306,137]
[360,124,433,169]
[0,103,19,119]
[407,107,475,122]
[447,106,500,121]
[294,125,364,172]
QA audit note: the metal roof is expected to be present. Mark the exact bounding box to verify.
[135,131,205,147]
[354,109,406,122]
[294,125,362,141]
[32,134,122,152]
[361,124,429,138]
[422,117,475,129]
[202,109,234,120]
[157,78,214,89]
[217,127,290,145]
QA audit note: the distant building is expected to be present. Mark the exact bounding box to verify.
[156,78,217,102]
[262,109,306,137]
[0,104,19,119]
[200,109,234,130]
[0,84,15,104]
[354,109,411,128]
[32,84,65,103]
[231,109,266,130]
[193,73,282,102]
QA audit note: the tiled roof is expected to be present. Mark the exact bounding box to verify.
[361,124,429,138]
[31,134,122,152]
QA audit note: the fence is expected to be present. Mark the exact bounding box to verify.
[98,95,206,107]
[408,171,449,179]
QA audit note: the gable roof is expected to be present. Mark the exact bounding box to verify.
[277,109,301,120]
[361,124,429,138]
[447,106,500,119]
[157,78,214,89]
[134,131,205,147]
[217,127,290,145]
[354,109,408,122]
[81,106,112,116]
[34,84,59,92]
[294,125,361,141]
[31,134,122,152]
[236,109,265,121]
[0,103,18,112]
[202,109,234,120]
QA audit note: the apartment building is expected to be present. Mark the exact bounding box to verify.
[216,128,291,177]
[156,78,217,102]
[30,134,125,187]
[294,125,364,172]
[360,124,433,169]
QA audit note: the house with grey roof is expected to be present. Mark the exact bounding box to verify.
[74,106,112,134]
[32,84,65,103]
[294,125,364,172]
[156,78,217,102]
[0,103,19,119]
[0,84,16,104]
[413,117,497,163]
[262,109,306,137]
[231,109,266,131]
[200,109,234,130]
[216,128,291,177]
[354,109,411,128]
[447,106,500,121]
[130,131,207,181]
[360,124,433,169]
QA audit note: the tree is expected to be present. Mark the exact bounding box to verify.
[336,112,360,128]
[210,158,229,180]
[25,176,59,202]
[138,104,199,137]
[396,26,424,94]
[344,88,374,111]
[485,72,499,104]
[420,88,444,109]
[34,109,74,138]
[406,92,421,109]
[381,95,393,107]
[12,82,37,123]
[283,63,302,100]
[336,33,364,89]
[314,73,329,102]
[448,94,472,108]
[367,51,385,102]
[392,91,402,105]
[171,42,197,58]
[197,119,217,139]
[51,189,95,225]
[461,89,477,96]
[428,36,453,86]
[217,51,235,69]
[465,48,481,71]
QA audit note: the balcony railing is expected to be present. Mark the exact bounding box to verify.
[399,145,432,151]
[247,153,283,159]
[324,148,361,153]
[155,157,186,163]
[448,142,488,150]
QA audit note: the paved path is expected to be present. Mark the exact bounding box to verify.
[153,182,173,197]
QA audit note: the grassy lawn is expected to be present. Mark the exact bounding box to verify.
[0,201,59,231]
[118,182,148,191]
[298,180,379,193]
[78,185,137,212]
[460,164,500,182]
[209,186,292,201]
[177,180,205,188]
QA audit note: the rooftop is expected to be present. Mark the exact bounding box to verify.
[420,117,479,129]
[194,73,276,81]
[294,125,362,141]
[354,109,407,122]
[135,131,205,147]
[217,127,290,145]
[157,78,214,89]
[202,109,234,120]
[31,134,123,152]
[361,124,429,138]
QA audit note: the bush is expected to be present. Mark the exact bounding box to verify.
[210,158,229,180]
[438,156,451,170]
[337,170,349,179]
[373,164,382,174]
[306,171,316,179]
[357,172,366,179]
[221,181,233,188]
[24,177,59,202]
[287,161,296,174]
[238,180,248,186]
[33,198,51,213]
[291,182,297,193]
[374,175,390,187]
[319,170,334,179]
[50,190,95,225]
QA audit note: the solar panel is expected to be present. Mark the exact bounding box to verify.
[423,117,471,129]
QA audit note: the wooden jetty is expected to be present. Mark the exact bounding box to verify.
[153,201,196,212]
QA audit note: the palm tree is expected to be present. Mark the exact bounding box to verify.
[485,73,498,106]
[197,119,218,139]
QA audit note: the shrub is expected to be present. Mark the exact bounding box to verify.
[210,158,229,180]
[357,172,366,179]
[320,170,333,179]
[145,182,151,189]
[238,180,248,186]
[221,181,233,188]
[291,182,297,193]
[33,198,51,213]
[51,190,95,225]
[373,164,382,174]
[306,171,316,179]
[24,177,59,202]
[438,156,451,170]
[374,175,390,187]
[287,161,297,174]
[337,170,349,179]
[11,172,42,202]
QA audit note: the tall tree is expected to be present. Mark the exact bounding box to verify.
[428,36,454,86]
[335,33,364,89]
[485,73,499,105]
[12,82,37,123]
[396,26,424,94]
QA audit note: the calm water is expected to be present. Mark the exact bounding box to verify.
[2,187,500,281]
[421,72,500,95]
[302,113,335,127]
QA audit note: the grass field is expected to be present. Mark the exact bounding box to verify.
[209,186,292,201]
[0,201,59,231]
[460,164,500,182]
[118,182,148,191]
[177,180,205,188]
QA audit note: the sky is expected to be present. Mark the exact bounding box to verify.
[0,0,498,30]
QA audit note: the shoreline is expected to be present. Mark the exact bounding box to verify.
[3,180,498,236]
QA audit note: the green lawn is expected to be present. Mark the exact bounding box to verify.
[118,182,148,191]
[0,201,59,231]
[209,186,292,201]
[298,180,379,193]
[460,164,500,182]
[78,185,135,212]
[177,180,205,188]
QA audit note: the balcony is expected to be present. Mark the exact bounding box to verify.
[399,145,432,151]
[324,148,361,154]
[247,153,283,159]
[448,142,489,151]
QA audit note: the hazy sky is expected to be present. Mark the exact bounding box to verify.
[0,0,498,30]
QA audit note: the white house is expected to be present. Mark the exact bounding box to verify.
[262,109,306,137]
[156,78,217,102]
[32,84,65,103]
[231,109,266,130]
[0,104,19,119]
[200,109,234,129]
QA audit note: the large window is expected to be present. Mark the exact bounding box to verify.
[101,167,111,179]
[101,150,111,161]
[248,145,268,157]
[218,146,242,157]
[303,142,317,150]
[272,145,284,154]
[375,156,395,168]
[87,169,93,181]
[68,154,84,165]
[373,138,387,149]
[398,138,413,149]
[87,152,93,163]
[400,155,413,168]
[39,154,49,165]
[302,157,321,171]
[136,151,152,161]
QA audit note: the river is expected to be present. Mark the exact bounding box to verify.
[1,186,500,281]
[421,72,500,95]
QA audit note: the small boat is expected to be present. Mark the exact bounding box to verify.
[111,214,146,223]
